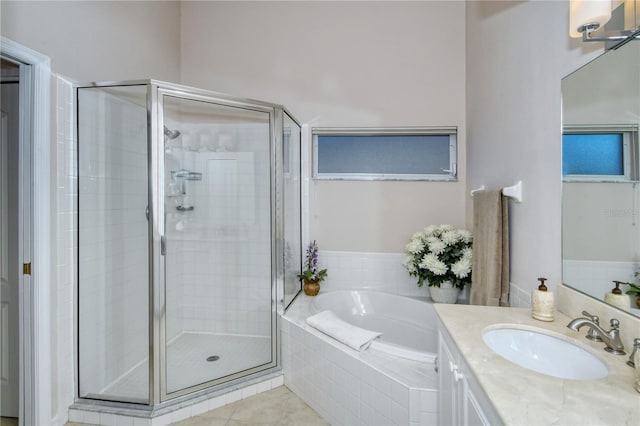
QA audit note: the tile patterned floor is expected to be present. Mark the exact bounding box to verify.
[173,386,327,426]
[65,386,327,426]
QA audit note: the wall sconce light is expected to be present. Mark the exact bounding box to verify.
[570,0,640,47]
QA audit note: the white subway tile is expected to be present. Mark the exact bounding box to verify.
[67,409,83,423]
[169,406,191,423]
[420,410,439,426]
[391,379,409,408]
[392,400,409,426]
[190,400,209,417]
[241,383,257,399]
[344,410,360,426]
[374,409,391,426]
[271,374,284,388]
[421,390,438,413]
[409,389,421,422]
[150,413,172,426]
[82,410,101,425]
[359,381,375,410]
[98,412,117,426]
[374,389,392,420]
[132,416,152,426]
[256,379,272,394]
[359,362,376,386]
[374,371,393,396]
[113,414,134,426]
[359,402,375,425]
[208,395,226,411]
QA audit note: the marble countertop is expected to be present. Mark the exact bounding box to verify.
[434,304,640,426]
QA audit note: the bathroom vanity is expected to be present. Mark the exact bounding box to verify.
[437,321,502,425]
[435,304,639,425]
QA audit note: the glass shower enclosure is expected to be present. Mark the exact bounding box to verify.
[76,80,302,405]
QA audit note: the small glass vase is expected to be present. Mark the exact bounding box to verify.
[429,281,460,304]
[303,280,320,296]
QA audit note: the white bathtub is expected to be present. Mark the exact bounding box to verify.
[311,290,437,363]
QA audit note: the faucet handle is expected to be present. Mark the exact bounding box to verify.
[610,318,620,329]
[627,338,640,368]
[581,311,603,342]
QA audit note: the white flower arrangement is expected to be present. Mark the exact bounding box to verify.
[403,224,473,289]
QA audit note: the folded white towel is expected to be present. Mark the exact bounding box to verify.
[306,310,382,352]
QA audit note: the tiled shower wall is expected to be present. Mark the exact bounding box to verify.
[165,123,272,339]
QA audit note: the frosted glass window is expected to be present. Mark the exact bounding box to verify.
[313,130,456,180]
[563,133,624,176]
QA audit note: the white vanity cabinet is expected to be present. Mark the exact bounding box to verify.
[437,320,503,426]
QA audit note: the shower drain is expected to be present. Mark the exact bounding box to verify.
[206,355,220,362]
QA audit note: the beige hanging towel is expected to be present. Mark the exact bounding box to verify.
[470,189,510,307]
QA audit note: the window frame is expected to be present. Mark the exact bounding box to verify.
[312,127,458,181]
[562,124,639,183]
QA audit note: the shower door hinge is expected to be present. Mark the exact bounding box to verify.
[23,262,31,275]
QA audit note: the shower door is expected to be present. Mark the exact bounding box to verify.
[158,90,277,398]
[77,84,151,404]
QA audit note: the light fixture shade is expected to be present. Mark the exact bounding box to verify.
[570,0,612,37]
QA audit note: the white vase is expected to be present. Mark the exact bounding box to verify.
[429,281,460,304]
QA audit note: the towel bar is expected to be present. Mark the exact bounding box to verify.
[470,180,523,203]
[502,180,523,203]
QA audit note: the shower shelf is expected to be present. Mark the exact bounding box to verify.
[171,170,202,181]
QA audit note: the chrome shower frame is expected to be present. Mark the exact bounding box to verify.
[74,79,302,410]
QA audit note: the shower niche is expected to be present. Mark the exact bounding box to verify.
[76,80,302,406]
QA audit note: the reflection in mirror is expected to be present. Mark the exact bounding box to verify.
[562,41,640,317]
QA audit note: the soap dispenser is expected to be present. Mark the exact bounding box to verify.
[604,281,631,312]
[531,277,554,321]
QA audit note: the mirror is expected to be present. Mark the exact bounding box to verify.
[562,41,640,317]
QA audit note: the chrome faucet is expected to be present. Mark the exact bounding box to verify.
[567,316,626,355]
[580,311,603,342]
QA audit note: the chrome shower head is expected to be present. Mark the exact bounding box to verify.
[164,126,181,140]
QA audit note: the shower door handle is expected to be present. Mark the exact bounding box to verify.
[161,235,166,256]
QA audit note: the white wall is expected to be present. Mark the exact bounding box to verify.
[465,0,604,295]
[1,0,181,83]
[563,42,640,125]
[180,1,467,253]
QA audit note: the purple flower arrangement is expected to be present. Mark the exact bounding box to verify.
[297,240,328,283]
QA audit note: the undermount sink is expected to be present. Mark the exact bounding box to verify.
[482,326,608,380]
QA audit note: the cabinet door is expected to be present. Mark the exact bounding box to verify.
[438,330,459,426]
[438,322,502,426]
[464,382,490,426]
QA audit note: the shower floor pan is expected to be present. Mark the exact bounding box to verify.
[101,332,272,400]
